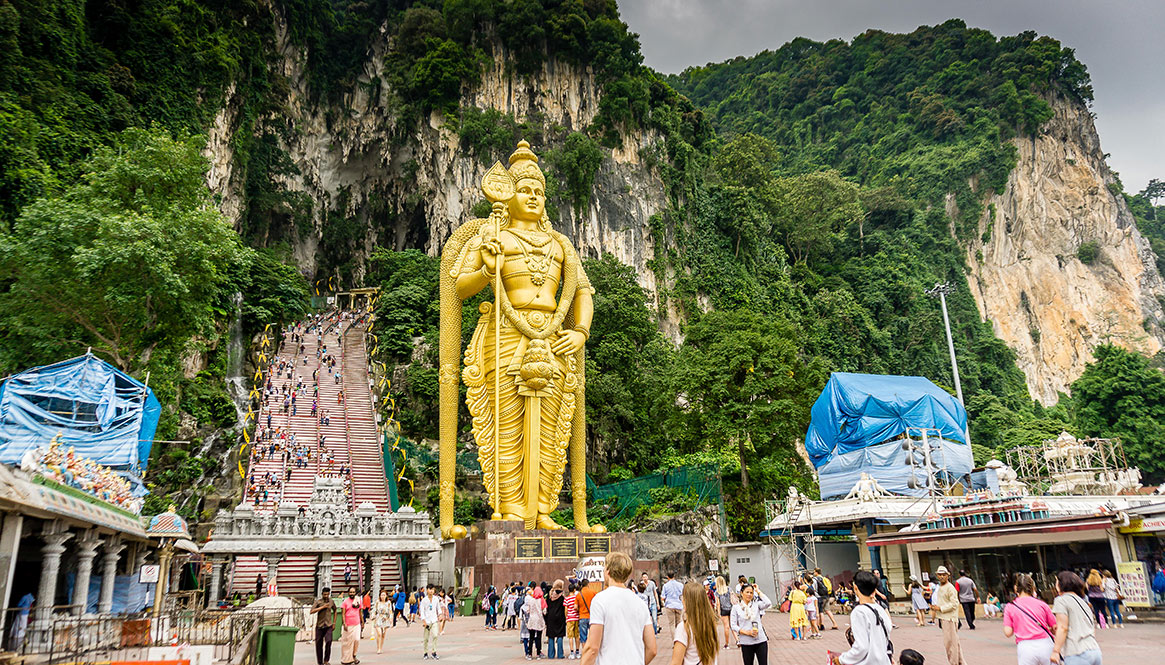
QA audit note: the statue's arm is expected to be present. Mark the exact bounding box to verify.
[455,238,490,300]
[572,288,593,334]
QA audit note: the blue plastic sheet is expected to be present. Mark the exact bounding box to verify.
[0,353,160,472]
[805,372,972,500]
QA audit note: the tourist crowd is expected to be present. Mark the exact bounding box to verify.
[296,556,1121,665]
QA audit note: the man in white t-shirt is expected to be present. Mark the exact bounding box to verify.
[580,552,657,665]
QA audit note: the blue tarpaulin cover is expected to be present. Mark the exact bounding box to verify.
[0,353,160,472]
[806,372,972,500]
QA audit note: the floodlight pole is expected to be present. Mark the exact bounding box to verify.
[925,282,964,405]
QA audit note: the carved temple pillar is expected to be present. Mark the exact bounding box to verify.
[208,558,225,606]
[33,521,73,646]
[71,530,103,615]
[410,553,429,590]
[370,554,384,603]
[97,535,125,614]
[153,541,174,617]
[317,553,333,597]
[263,554,282,595]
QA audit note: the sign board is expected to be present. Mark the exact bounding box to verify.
[581,536,611,554]
[708,559,719,571]
[1121,517,1165,534]
[515,537,545,560]
[576,556,606,583]
[1117,561,1152,608]
[550,537,578,558]
[139,564,160,584]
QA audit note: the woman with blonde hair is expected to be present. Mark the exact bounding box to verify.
[1084,569,1108,627]
[671,581,719,665]
[714,576,734,649]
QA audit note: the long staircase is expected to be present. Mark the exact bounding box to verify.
[228,313,401,598]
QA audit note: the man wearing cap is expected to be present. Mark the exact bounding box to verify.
[932,566,966,665]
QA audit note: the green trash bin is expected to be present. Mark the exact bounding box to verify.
[259,625,300,665]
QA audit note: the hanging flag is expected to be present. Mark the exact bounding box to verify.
[238,460,246,478]
[243,428,250,444]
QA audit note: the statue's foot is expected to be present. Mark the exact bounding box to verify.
[536,514,564,529]
[500,513,522,521]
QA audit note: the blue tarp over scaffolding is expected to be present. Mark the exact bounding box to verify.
[805,372,972,500]
[0,353,160,473]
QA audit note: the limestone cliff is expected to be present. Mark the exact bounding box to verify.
[204,14,671,327]
[967,93,1165,404]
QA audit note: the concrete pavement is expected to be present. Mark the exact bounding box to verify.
[294,611,1162,664]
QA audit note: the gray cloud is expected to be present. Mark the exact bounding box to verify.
[621,0,1162,192]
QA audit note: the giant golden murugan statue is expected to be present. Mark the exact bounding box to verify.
[438,140,602,537]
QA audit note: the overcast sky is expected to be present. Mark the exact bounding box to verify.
[621,0,1162,193]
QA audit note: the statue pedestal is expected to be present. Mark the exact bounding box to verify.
[453,521,658,591]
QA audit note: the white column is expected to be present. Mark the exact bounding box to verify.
[411,553,430,589]
[208,558,225,605]
[33,521,73,646]
[263,554,282,595]
[317,553,334,596]
[71,530,104,615]
[371,554,384,603]
[906,546,922,583]
[0,513,24,637]
[1107,528,1128,566]
[97,535,125,614]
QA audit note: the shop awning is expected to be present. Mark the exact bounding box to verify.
[867,514,1115,547]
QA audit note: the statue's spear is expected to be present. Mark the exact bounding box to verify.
[482,162,515,522]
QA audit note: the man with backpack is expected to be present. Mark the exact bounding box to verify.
[830,570,892,665]
[813,567,839,631]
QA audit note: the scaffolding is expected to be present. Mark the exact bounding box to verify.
[765,488,817,595]
[1004,432,1140,496]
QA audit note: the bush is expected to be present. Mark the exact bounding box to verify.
[1077,241,1100,264]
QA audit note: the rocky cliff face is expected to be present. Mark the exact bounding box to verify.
[967,93,1165,404]
[204,14,671,325]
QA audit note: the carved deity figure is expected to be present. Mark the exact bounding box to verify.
[439,141,601,537]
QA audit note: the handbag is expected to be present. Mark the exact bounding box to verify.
[845,604,893,660]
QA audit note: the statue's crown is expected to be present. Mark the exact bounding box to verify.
[508,140,544,186]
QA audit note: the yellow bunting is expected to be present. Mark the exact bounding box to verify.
[238,460,246,478]
[243,428,250,444]
[371,345,379,356]
[258,353,267,363]
[254,368,262,381]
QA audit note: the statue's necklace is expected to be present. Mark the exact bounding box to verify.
[508,229,552,286]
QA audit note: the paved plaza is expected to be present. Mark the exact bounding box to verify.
[294,611,1162,664]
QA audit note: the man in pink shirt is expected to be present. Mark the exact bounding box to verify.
[340,586,364,665]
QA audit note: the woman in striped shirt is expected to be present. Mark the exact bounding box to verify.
[565,583,580,659]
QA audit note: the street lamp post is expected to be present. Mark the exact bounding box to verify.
[925,282,964,405]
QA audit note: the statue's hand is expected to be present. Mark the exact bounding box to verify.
[478,223,502,273]
[551,330,586,356]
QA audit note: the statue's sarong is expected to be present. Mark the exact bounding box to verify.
[463,306,577,516]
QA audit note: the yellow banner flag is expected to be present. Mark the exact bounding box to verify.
[238,460,246,478]
[243,428,250,444]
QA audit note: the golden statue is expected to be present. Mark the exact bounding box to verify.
[438,140,602,537]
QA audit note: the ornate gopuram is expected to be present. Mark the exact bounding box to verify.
[203,477,440,601]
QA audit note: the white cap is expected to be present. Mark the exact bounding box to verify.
[909,574,918,581]
[936,566,950,575]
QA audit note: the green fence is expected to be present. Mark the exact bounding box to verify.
[587,463,727,539]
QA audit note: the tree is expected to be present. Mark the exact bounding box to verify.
[1070,345,1165,482]
[668,309,824,488]
[774,171,862,264]
[0,127,244,373]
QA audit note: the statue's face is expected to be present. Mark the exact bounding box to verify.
[509,177,546,222]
